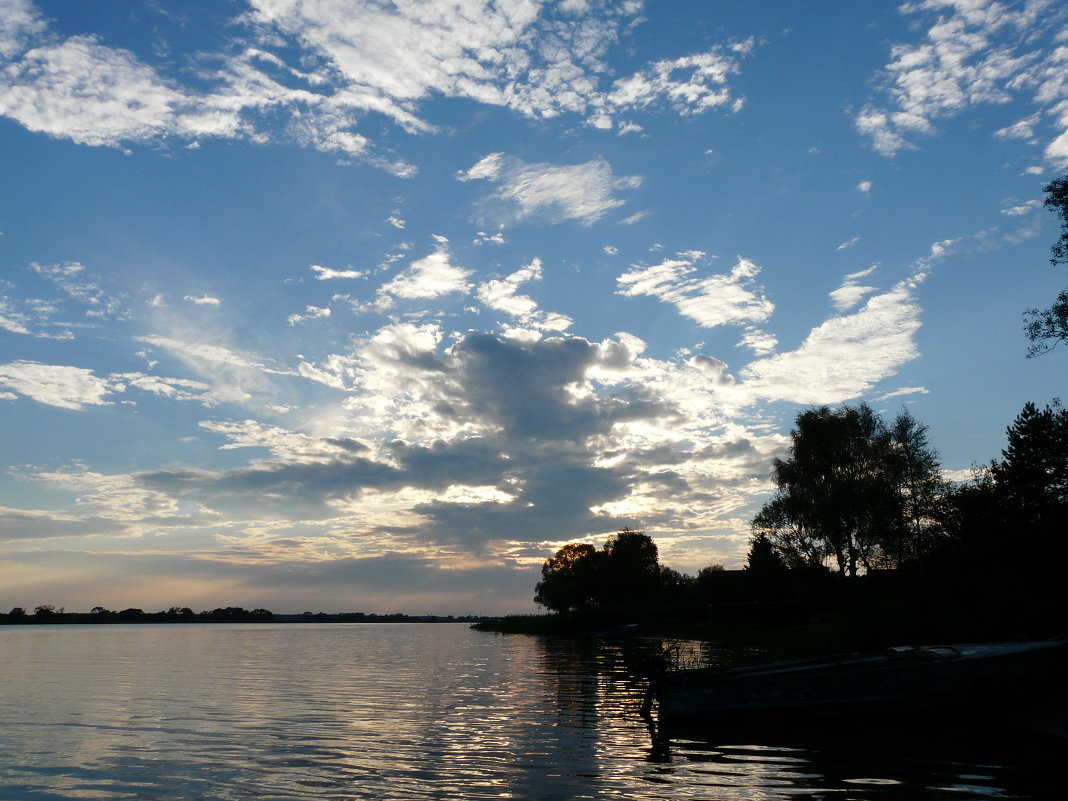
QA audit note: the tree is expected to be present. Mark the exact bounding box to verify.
[534,542,601,613]
[1025,172,1068,355]
[533,529,664,612]
[745,532,786,575]
[757,404,896,577]
[884,409,947,566]
[753,404,944,577]
[991,400,1068,516]
[600,528,660,605]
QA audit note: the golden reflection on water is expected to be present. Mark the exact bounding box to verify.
[0,624,1063,800]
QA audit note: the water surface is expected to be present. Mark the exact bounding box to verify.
[1,624,1062,799]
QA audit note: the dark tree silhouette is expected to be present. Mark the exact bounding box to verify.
[1025,172,1068,355]
[600,528,660,605]
[757,404,895,577]
[533,529,663,613]
[991,400,1068,516]
[753,404,944,576]
[885,409,946,566]
[534,542,601,613]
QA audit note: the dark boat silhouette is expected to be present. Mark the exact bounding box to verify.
[655,639,1068,723]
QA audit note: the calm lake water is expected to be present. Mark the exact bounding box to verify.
[1,623,1063,800]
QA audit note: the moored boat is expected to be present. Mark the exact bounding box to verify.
[654,639,1068,723]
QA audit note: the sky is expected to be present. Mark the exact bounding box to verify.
[2,0,1067,615]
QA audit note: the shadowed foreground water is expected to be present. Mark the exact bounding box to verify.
[1,623,1063,799]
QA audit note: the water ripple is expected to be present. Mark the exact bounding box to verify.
[1,624,1063,800]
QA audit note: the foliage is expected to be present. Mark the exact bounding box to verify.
[534,528,666,613]
[1025,172,1068,355]
[991,400,1068,513]
[752,403,945,577]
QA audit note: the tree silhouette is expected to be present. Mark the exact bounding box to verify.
[533,529,663,613]
[1025,172,1068,355]
[534,542,601,613]
[991,400,1068,516]
[753,404,944,576]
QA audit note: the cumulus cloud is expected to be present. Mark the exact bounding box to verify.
[617,256,774,329]
[0,360,112,409]
[460,153,641,226]
[857,0,1068,160]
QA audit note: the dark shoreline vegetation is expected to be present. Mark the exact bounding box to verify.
[0,606,487,625]
[476,397,1068,660]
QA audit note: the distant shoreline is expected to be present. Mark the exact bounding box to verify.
[0,608,489,626]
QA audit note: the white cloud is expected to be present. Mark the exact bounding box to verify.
[476,258,573,332]
[0,35,189,146]
[461,153,640,226]
[377,247,473,307]
[617,256,774,329]
[829,265,879,311]
[620,210,648,225]
[387,215,406,229]
[836,236,861,251]
[111,372,215,406]
[873,386,930,402]
[736,328,778,356]
[184,294,221,306]
[473,229,507,246]
[0,0,45,60]
[1,1,757,171]
[603,39,755,120]
[136,334,283,404]
[311,265,364,280]
[0,360,112,410]
[857,181,872,193]
[739,270,927,404]
[857,0,1068,160]
[31,261,123,317]
[287,305,332,325]
[1001,199,1041,215]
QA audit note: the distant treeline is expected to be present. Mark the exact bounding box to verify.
[0,605,486,625]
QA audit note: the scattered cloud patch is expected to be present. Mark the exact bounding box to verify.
[460,153,641,226]
[0,360,112,410]
[184,294,220,306]
[836,236,861,251]
[857,181,872,193]
[476,259,573,333]
[873,386,930,402]
[857,1,1068,161]
[287,305,331,326]
[617,256,774,329]
[312,265,364,280]
[829,265,879,311]
[377,246,473,308]
[1001,199,1041,216]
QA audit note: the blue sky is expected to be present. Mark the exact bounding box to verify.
[2,0,1067,614]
